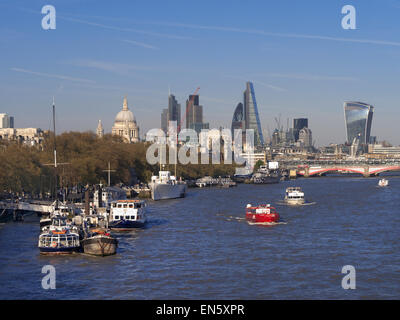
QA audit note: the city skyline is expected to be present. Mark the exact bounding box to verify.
[1,1,400,146]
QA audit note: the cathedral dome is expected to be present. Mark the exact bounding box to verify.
[114,97,136,123]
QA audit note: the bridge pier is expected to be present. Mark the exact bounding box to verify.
[363,166,370,178]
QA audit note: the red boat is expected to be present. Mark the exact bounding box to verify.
[245,204,280,223]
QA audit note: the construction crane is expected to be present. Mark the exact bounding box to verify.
[179,86,200,133]
[274,113,282,131]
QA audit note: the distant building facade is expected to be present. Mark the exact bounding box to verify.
[111,97,139,143]
[0,127,44,145]
[0,113,14,129]
[344,101,374,145]
[168,94,181,132]
[298,127,312,148]
[186,94,209,134]
[293,118,308,142]
[161,108,168,133]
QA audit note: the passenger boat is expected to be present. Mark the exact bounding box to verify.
[108,199,147,230]
[284,187,305,205]
[378,178,389,187]
[38,216,80,255]
[81,228,118,256]
[245,204,280,223]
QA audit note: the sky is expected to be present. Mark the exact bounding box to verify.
[0,0,399,146]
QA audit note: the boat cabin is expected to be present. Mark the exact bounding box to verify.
[110,200,146,222]
[246,204,277,215]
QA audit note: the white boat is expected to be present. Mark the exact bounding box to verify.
[38,216,80,255]
[284,187,305,205]
[149,171,187,200]
[108,200,147,230]
[378,178,389,187]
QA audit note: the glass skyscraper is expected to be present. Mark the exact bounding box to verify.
[343,101,374,145]
[231,102,245,133]
[243,82,264,147]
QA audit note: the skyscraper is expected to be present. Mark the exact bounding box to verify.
[186,94,209,134]
[168,94,181,131]
[231,102,245,132]
[243,82,264,147]
[161,108,168,133]
[343,101,374,145]
[298,127,312,148]
[0,113,13,128]
[293,118,308,142]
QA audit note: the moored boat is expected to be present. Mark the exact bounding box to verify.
[245,204,280,224]
[81,228,118,256]
[108,199,147,230]
[38,216,80,255]
[149,171,187,200]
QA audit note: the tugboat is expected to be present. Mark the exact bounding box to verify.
[245,204,280,224]
[38,216,80,255]
[284,187,305,205]
[108,199,147,230]
[378,178,389,187]
[81,228,118,256]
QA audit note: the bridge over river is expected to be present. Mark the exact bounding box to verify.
[279,160,400,177]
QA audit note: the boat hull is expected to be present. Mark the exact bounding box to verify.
[246,213,280,223]
[81,236,118,256]
[39,246,80,255]
[151,183,187,200]
[109,219,146,230]
[284,198,305,205]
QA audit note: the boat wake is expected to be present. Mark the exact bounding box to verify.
[275,200,317,206]
[247,221,287,226]
[225,216,246,222]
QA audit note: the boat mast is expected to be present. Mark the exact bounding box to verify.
[52,97,58,208]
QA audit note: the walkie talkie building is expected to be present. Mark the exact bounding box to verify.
[343,101,374,145]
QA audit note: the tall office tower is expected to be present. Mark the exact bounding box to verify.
[343,101,374,145]
[186,94,209,134]
[243,82,264,147]
[0,113,12,128]
[168,94,181,131]
[299,127,312,147]
[231,102,245,134]
[293,118,308,142]
[161,108,168,133]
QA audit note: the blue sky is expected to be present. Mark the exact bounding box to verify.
[1,0,399,146]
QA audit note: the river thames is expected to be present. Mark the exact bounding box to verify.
[0,176,399,299]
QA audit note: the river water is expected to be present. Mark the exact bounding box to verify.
[0,176,399,299]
